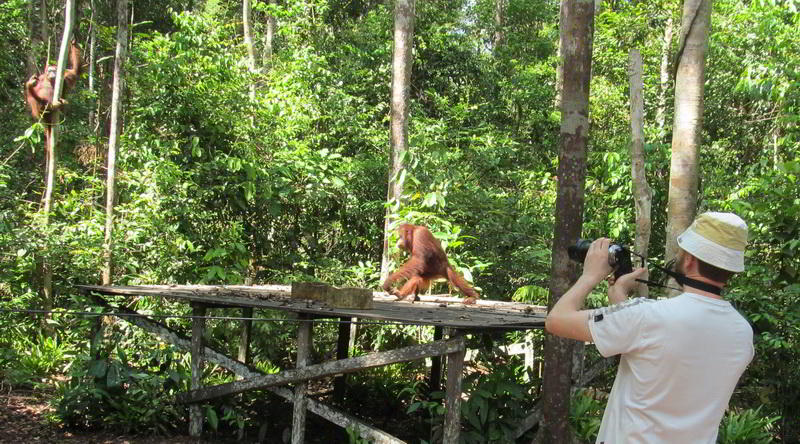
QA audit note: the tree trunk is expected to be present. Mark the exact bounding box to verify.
[88,0,97,134]
[380,0,415,282]
[27,0,38,75]
[263,0,276,68]
[493,0,505,50]
[540,1,594,442]
[42,0,76,330]
[102,0,128,286]
[656,16,674,139]
[554,1,562,108]
[665,0,712,267]
[243,0,256,102]
[628,49,652,298]
[40,0,48,56]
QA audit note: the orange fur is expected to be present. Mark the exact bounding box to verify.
[382,224,478,304]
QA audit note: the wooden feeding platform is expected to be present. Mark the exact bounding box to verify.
[78,283,546,443]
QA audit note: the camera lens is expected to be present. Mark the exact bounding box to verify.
[567,239,593,263]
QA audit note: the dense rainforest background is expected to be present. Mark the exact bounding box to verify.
[0,0,798,442]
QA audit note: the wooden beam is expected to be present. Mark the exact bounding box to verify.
[189,303,206,437]
[237,307,253,381]
[429,326,443,393]
[442,331,466,444]
[334,316,351,403]
[178,337,465,403]
[292,313,313,444]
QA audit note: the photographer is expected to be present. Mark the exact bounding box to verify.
[545,212,754,443]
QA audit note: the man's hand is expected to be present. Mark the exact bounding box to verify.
[608,267,648,304]
[582,238,614,284]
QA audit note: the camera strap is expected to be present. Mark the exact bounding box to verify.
[634,262,723,296]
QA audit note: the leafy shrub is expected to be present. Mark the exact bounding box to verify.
[569,389,605,443]
[55,346,189,435]
[459,364,533,443]
[717,406,779,444]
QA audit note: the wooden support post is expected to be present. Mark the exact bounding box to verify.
[334,317,351,403]
[524,330,535,382]
[238,307,253,378]
[443,330,466,444]
[349,318,357,351]
[292,313,313,444]
[430,326,443,393]
[189,303,206,437]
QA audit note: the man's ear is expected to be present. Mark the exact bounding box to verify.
[683,253,697,272]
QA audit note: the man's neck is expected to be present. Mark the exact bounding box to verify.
[682,273,725,299]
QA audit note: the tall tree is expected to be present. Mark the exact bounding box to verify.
[629,49,652,298]
[664,0,712,266]
[88,0,97,134]
[540,0,594,442]
[41,0,77,325]
[263,0,276,68]
[493,0,506,49]
[656,15,674,138]
[380,0,415,282]
[243,0,256,102]
[102,0,128,285]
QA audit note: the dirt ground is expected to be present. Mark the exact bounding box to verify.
[0,388,209,444]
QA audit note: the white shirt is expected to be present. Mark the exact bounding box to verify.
[588,292,754,444]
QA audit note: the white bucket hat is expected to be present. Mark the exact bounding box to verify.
[677,212,748,272]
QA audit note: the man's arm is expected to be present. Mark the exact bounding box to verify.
[545,238,613,342]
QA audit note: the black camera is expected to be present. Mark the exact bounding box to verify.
[567,239,633,279]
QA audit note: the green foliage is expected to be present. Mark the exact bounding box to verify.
[56,345,188,434]
[717,407,779,444]
[459,364,533,443]
[569,389,605,443]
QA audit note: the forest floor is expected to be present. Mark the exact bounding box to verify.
[0,388,210,444]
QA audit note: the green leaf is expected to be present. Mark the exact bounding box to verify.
[88,359,108,378]
[206,406,219,431]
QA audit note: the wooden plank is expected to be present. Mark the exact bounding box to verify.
[443,331,466,444]
[189,303,206,437]
[178,337,465,403]
[292,282,374,309]
[78,285,546,330]
[292,314,312,444]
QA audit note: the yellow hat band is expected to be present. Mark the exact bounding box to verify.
[690,213,748,251]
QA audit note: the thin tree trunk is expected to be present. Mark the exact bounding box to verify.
[554,1,563,108]
[40,0,48,54]
[42,0,76,330]
[102,0,128,285]
[27,0,38,75]
[656,16,674,139]
[540,1,594,442]
[665,0,712,268]
[88,0,97,134]
[493,0,505,50]
[628,49,652,298]
[263,0,276,68]
[243,0,256,102]
[380,0,415,282]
